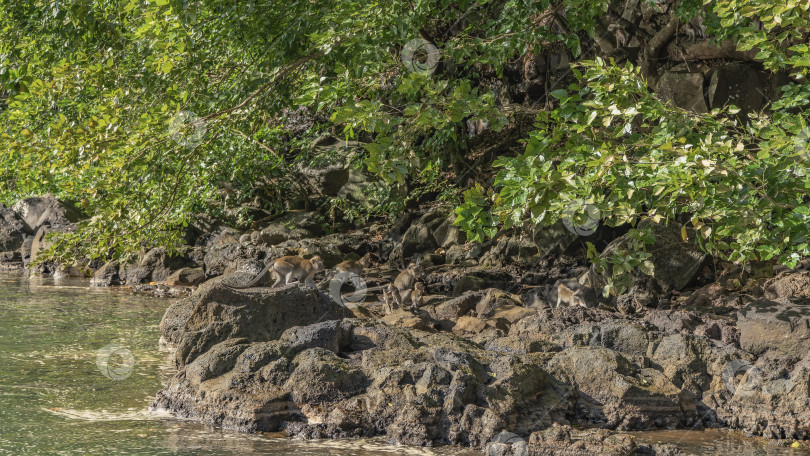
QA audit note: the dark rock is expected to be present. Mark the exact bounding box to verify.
[453,275,489,296]
[0,206,29,251]
[278,320,351,354]
[167,267,206,287]
[532,220,577,259]
[707,64,768,113]
[584,221,707,293]
[432,214,464,248]
[161,281,352,366]
[122,248,191,285]
[92,261,121,287]
[389,222,438,265]
[655,70,707,113]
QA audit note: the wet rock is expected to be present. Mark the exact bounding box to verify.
[153,310,576,446]
[0,251,23,269]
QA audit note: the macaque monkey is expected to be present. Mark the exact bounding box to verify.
[226,255,324,289]
[334,256,371,276]
[607,24,628,48]
[466,118,490,137]
[409,282,425,309]
[383,284,401,314]
[394,262,423,294]
[682,15,706,42]
[556,283,588,308]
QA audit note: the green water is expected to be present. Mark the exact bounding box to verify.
[0,274,807,455]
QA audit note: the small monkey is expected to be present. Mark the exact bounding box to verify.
[394,262,423,294]
[607,24,628,48]
[556,283,588,308]
[383,284,401,314]
[682,15,706,42]
[334,256,371,276]
[409,282,425,309]
[226,255,324,289]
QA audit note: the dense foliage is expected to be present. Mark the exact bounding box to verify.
[0,0,808,287]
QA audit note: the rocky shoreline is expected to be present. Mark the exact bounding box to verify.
[2,196,809,454]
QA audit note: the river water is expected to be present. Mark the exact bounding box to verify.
[0,274,806,455]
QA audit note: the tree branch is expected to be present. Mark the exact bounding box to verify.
[202,44,338,122]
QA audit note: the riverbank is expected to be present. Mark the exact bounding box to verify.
[3,197,810,454]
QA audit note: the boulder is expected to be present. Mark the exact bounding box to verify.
[0,206,30,251]
[162,282,353,366]
[763,271,810,300]
[738,298,810,358]
[655,70,707,113]
[532,220,578,258]
[122,248,191,285]
[91,261,121,287]
[11,196,80,232]
[167,267,206,287]
[583,221,707,293]
[389,222,438,265]
[432,214,465,248]
[152,317,569,447]
[547,347,696,429]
